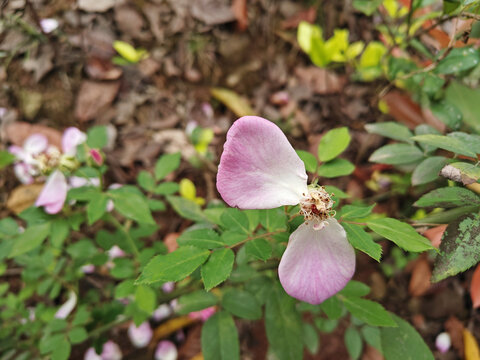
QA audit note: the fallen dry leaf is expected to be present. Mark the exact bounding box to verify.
[382,91,425,129]
[164,232,180,253]
[75,80,120,122]
[85,57,122,80]
[231,0,248,31]
[295,67,345,95]
[191,0,236,25]
[153,316,195,341]
[210,87,256,117]
[281,7,316,29]
[5,122,63,148]
[423,225,447,248]
[464,329,480,360]
[470,265,480,309]
[77,0,115,12]
[114,5,149,40]
[22,44,54,83]
[446,316,465,357]
[409,257,432,297]
[6,184,44,214]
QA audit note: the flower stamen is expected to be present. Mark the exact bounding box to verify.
[299,186,335,229]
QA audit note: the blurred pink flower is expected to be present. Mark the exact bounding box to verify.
[62,127,87,156]
[435,332,451,353]
[188,306,216,322]
[155,340,178,360]
[153,304,173,321]
[35,170,68,214]
[216,116,355,304]
[55,291,77,319]
[39,18,58,33]
[84,341,122,360]
[128,322,153,348]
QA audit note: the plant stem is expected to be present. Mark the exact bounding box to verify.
[228,229,286,249]
[107,214,140,258]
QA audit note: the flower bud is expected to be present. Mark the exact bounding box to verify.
[89,149,103,166]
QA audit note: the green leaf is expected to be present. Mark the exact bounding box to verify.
[9,222,50,258]
[435,47,480,75]
[260,208,287,231]
[432,212,480,282]
[220,208,250,234]
[345,327,363,360]
[148,199,166,211]
[429,100,462,130]
[343,223,382,261]
[154,152,181,181]
[441,162,480,185]
[265,283,303,360]
[339,280,370,297]
[114,280,135,299]
[296,150,318,173]
[367,218,434,252]
[110,190,155,225]
[167,196,208,223]
[365,122,413,143]
[320,296,343,320]
[414,124,441,153]
[353,0,383,15]
[50,219,69,248]
[68,327,88,344]
[40,334,64,355]
[86,126,108,148]
[445,82,480,132]
[222,289,262,320]
[51,338,71,360]
[411,134,477,158]
[66,239,97,259]
[201,311,240,360]
[448,132,480,154]
[361,326,382,351]
[341,297,396,327]
[369,144,424,165]
[137,171,155,192]
[245,238,272,261]
[414,205,480,224]
[201,248,234,291]
[324,185,350,200]
[111,258,135,279]
[137,246,210,284]
[177,290,218,314]
[154,182,179,195]
[318,127,351,162]
[318,158,355,178]
[87,194,108,225]
[135,285,156,314]
[0,150,15,169]
[340,204,375,220]
[177,229,224,249]
[380,314,434,360]
[414,187,480,208]
[411,157,448,185]
[303,323,319,354]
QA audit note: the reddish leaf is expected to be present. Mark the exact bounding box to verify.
[470,264,480,309]
[85,57,122,80]
[408,257,432,297]
[281,7,316,29]
[5,122,62,148]
[164,232,180,253]
[231,0,248,31]
[382,91,425,129]
[423,225,447,249]
[445,316,465,357]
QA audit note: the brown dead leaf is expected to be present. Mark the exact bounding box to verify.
[164,232,180,253]
[470,264,480,309]
[191,0,236,25]
[295,67,345,95]
[362,345,384,360]
[232,0,248,31]
[423,225,447,248]
[7,184,44,214]
[138,58,161,78]
[5,122,63,148]
[114,5,149,40]
[409,257,432,297]
[22,44,54,83]
[153,316,195,341]
[445,316,465,357]
[464,329,480,360]
[281,7,316,29]
[75,80,120,122]
[85,57,122,80]
[382,91,425,128]
[78,0,115,12]
[210,87,256,117]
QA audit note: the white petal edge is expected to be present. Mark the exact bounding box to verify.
[278,219,355,305]
[217,116,308,209]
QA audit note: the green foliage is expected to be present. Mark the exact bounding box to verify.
[201,248,234,290]
[222,289,262,320]
[177,290,218,314]
[154,152,181,181]
[201,312,240,360]
[318,127,351,162]
[345,327,363,360]
[341,297,396,327]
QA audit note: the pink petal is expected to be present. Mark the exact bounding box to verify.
[278,219,355,305]
[155,340,178,360]
[217,116,308,209]
[14,163,34,184]
[89,148,103,165]
[84,348,102,360]
[35,170,67,214]
[435,332,451,353]
[62,127,86,156]
[54,291,77,319]
[128,322,153,348]
[101,341,122,360]
[24,134,48,155]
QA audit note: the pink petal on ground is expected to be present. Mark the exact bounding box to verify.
[62,127,87,155]
[54,291,77,319]
[278,219,355,305]
[84,348,102,360]
[217,116,308,209]
[35,170,68,214]
[128,322,153,348]
[14,163,34,184]
[155,340,178,360]
[24,134,48,155]
[101,341,122,360]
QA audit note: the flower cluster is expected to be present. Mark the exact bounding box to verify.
[217,116,355,304]
[9,127,103,214]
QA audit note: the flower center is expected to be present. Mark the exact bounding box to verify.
[299,186,335,230]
